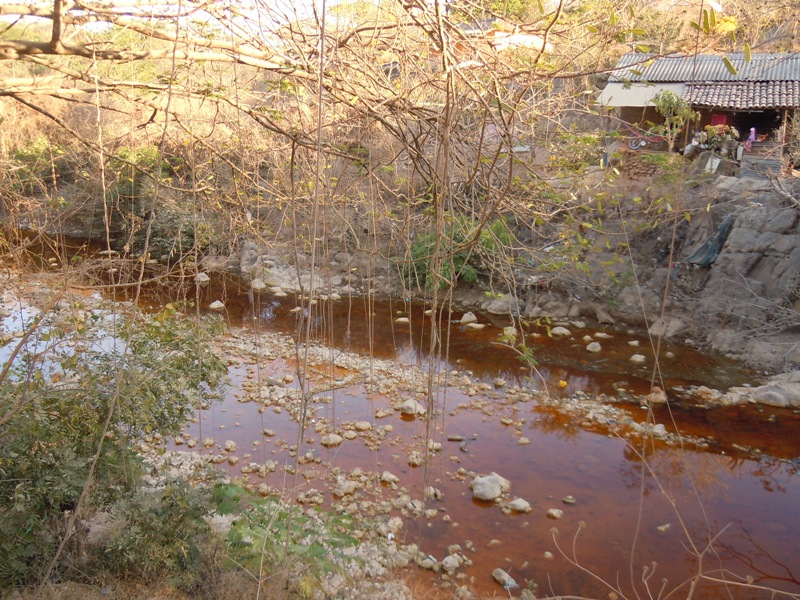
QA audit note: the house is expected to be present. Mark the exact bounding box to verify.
[598,52,799,164]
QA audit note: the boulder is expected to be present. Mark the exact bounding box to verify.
[396,398,426,416]
[484,294,519,315]
[460,311,478,324]
[595,306,616,324]
[749,372,800,407]
[506,498,532,513]
[321,434,343,448]
[649,316,686,338]
[630,354,646,365]
[471,472,511,501]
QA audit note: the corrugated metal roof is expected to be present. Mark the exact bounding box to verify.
[598,82,686,107]
[685,81,800,109]
[610,52,800,83]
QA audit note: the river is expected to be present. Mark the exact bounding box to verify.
[128,273,800,599]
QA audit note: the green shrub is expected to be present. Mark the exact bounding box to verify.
[400,214,512,290]
[217,484,361,596]
[0,303,226,587]
[103,480,217,590]
[108,144,170,200]
[10,136,67,194]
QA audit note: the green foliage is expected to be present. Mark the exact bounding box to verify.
[218,484,361,594]
[11,137,66,194]
[0,304,226,587]
[651,90,699,147]
[400,215,512,290]
[103,480,217,590]
[108,145,170,200]
[550,129,606,172]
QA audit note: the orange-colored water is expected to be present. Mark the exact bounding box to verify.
[152,277,800,599]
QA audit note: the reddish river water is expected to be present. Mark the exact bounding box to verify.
[126,273,800,599]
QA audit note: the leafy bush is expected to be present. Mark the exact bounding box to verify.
[217,484,361,596]
[550,128,606,172]
[103,480,218,590]
[0,303,226,586]
[400,214,512,290]
[108,144,170,200]
[11,136,67,194]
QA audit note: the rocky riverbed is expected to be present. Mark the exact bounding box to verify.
[4,269,800,599]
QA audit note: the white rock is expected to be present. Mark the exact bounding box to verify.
[380,471,400,484]
[586,341,602,353]
[506,498,532,513]
[471,472,511,501]
[460,311,478,324]
[493,378,506,388]
[407,451,424,466]
[195,272,211,284]
[396,398,426,416]
[550,326,571,337]
[546,508,564,519]
[465,322,486,330]
[442,554,460,573]
[250,278,266,291]
[209,300,225,311]
[630,354,646,364]
[646,386,668,404]
[395,317,410,324]
[321,434,343,448]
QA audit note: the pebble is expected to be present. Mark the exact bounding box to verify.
[407,451,424,466]
[321,434,343,447]
[546,508,564,519]
[630,354,646,364]
[492,568,518,590]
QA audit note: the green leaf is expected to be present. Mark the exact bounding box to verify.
[744,44,751,62]
[722,56,738,75]
[702,9,710,33]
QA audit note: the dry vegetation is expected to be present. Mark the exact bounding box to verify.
[1,1,799,598]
